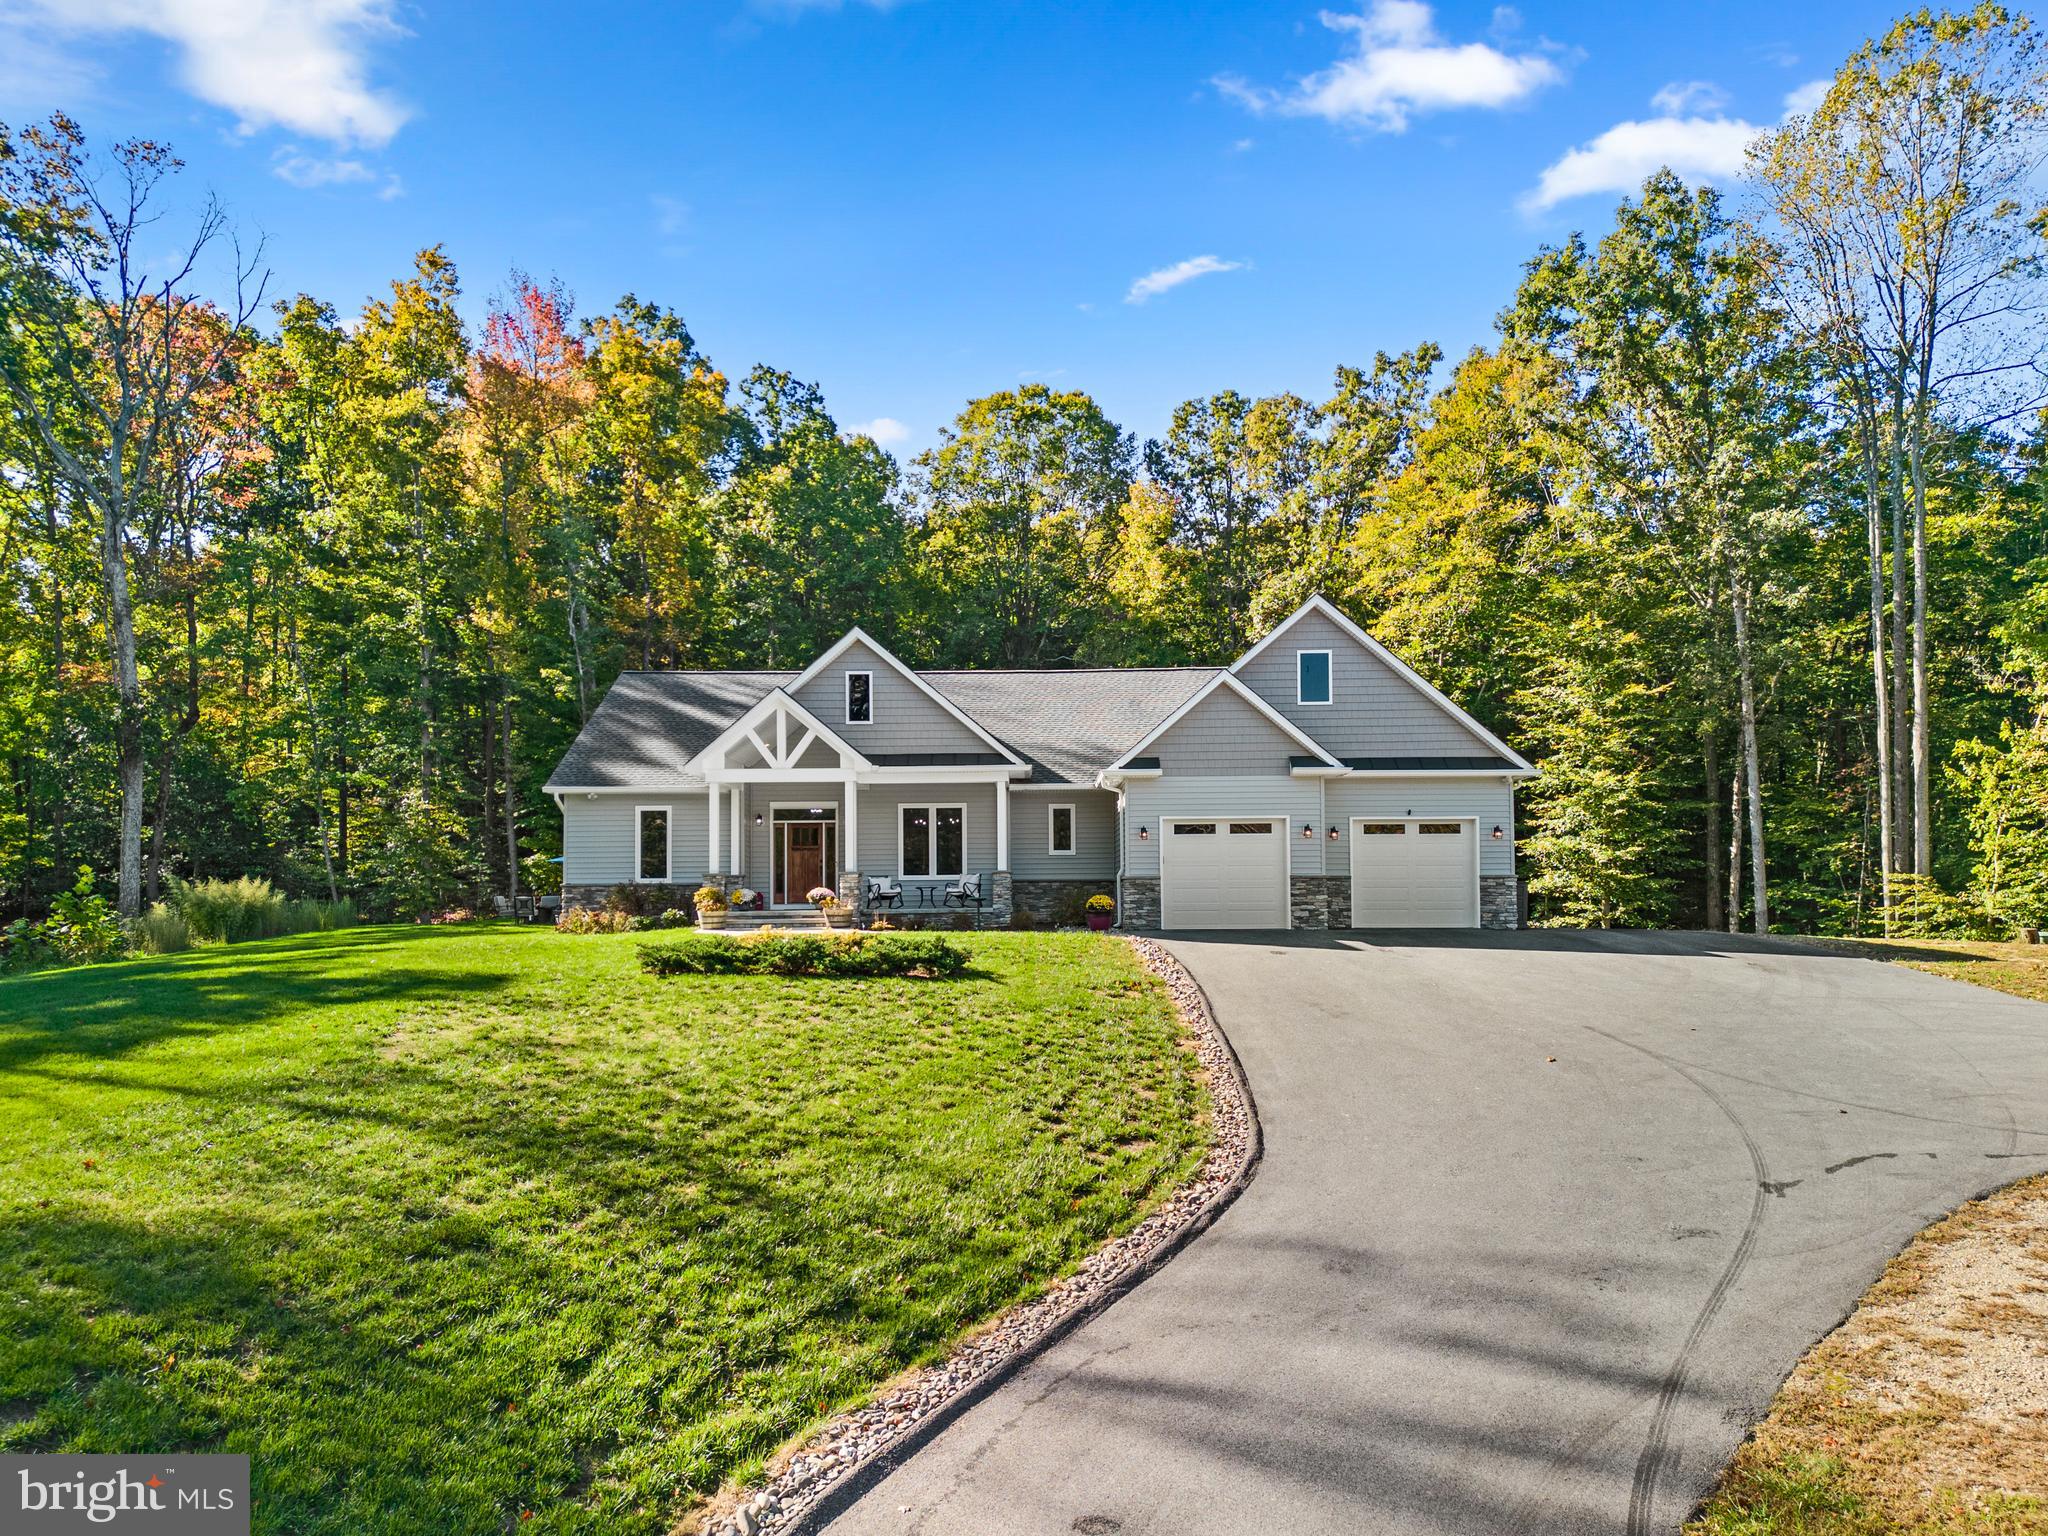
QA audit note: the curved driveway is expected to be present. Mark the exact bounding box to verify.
[824,931,2048,1536]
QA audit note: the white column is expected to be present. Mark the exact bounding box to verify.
[996,775,1010,873]
[706,779,722,880]
[843,775,860,874]
[730,784,743,876]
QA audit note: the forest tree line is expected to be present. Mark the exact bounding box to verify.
[2,7,2045,934]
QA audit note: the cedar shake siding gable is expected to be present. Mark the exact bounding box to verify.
[1234,607,1497,759]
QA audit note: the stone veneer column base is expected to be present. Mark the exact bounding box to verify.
[1288,875,1332,930]
[1119,876,1161,931]
[986,872,1013,930]
[1480,875,1521,930]
[1323,874,1352,930]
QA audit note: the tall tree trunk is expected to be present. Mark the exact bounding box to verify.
[501,688,520,905]
[98,472,145,921]
[336,654,351,883]
[1861,444,1893,919]
[1726,760,1743,934]
[413,469,437,793]
[1887,401,1911,870]
[1703,723,1724,931]
[1733,579,1769,934]
[1907,418,1932,878]
[41,478,67,905]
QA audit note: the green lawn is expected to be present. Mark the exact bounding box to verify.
[0,925,1209,1534]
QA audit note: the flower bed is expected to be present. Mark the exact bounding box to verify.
[639,931,968,978]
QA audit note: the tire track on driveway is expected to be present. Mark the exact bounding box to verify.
[1584,1025,1772,1536]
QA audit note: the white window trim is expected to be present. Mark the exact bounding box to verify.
[1048,802,1077,857]
[898,801,967,878]
[634,804,672,883]
[844,670,874,725]
[1297,649,1333,706]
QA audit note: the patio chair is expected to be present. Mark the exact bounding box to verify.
[941,873,983,909]
[866,876,903,909]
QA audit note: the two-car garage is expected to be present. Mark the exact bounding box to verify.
[1154,812,1481,931]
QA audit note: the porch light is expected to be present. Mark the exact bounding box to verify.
[755,812,764,825]
[1301,824,1314,839]
[1491,825,1505,840]
[1138,825,1150,841]
[1327,825,1339,840]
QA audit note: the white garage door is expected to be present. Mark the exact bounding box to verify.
[1350,819,1478,928]
[1160,818,1289,930]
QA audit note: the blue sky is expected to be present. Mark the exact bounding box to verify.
[0,1,1894,455]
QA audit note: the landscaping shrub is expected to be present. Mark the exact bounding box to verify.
[639,931,969,978]
[171,877,356,944]
[557,906,635,935]
[0,869,123,973]
[603,883,693,918]
[131,903,193,955]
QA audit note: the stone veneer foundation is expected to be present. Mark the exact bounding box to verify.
[1116,872,1522,932]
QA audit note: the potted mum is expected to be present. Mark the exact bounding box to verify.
[1084,893,1116,931]
[808,885,854,929]
[693,885,730,929]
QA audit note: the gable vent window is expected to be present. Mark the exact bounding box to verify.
[1297,649,1332,705]
[846,670,873,724]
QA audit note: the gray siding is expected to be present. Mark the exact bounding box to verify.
[1236,608,1495,757]
[792,639,992,755]
[1010,790,1117,879]
[1150,687,1305,777]
[744,781,844,890]
[1122,777,1327,876]
[857,781,999,880]
[1326,776,1517,876]
[561,792,709,887]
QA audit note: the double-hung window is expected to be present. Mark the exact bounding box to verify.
[845,671,873,724]
[1297,649,1333,705]
[900,804,965,877]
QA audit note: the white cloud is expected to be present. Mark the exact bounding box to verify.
[271,148,375,188]
[1124,254,1248,305]
[849,417,910,448]
[5,0,408,146]
[1218,1,1563,133]
[1651,79,1729,115]
[1521,114,1762,212]
[1782,78,1831,116]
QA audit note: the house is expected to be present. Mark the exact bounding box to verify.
[543,595,1535,931]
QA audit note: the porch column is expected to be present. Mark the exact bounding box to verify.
[729,784,743,876]
[843,776,860,877]
[706,778,722,879]
[996,775,1010,873]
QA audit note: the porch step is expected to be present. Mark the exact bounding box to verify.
[719,910,829,932]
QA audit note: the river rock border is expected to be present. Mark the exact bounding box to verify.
[699,936,1261,1536]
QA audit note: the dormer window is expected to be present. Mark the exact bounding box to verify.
[1297,649,1332,705]
[846,670,873,724]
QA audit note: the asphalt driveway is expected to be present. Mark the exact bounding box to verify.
[823,930,2048,1536]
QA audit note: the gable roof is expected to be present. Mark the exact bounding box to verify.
[689,686,873,774]
[1107,670,1342,772]
[788,627,1026,767]
[544,670,795,790]
[923,668,1220,785]
[1232,595,1535,774]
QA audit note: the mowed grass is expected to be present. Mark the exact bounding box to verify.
[0,925,1209,1534]
[1812,937,2048,1007]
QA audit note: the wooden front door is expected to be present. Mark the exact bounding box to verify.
[784,823,825,904]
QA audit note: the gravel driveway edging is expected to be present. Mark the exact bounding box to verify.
[701,935,1261,1536]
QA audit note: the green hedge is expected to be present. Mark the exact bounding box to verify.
[639,931,969,978]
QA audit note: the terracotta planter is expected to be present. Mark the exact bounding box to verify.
[1085,912,1114,931]
[696,908,729,929]
[824,908,855,929]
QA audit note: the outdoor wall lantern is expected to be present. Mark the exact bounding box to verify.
[1301,824,1314,839]
[1491,824,1505,840]
[755,812,765,825]
[1327,825,1340,840]
[1138,825,1150,841]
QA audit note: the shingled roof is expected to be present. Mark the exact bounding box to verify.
[545,665,1220,789]
[922,668,1219,785]
[546,670,795,789]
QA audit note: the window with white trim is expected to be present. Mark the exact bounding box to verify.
[636,806,670,881]
[1297,649,1332,705]
[900,804,965,877]
[1049,803,1075,856]
[845,670,873,724]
